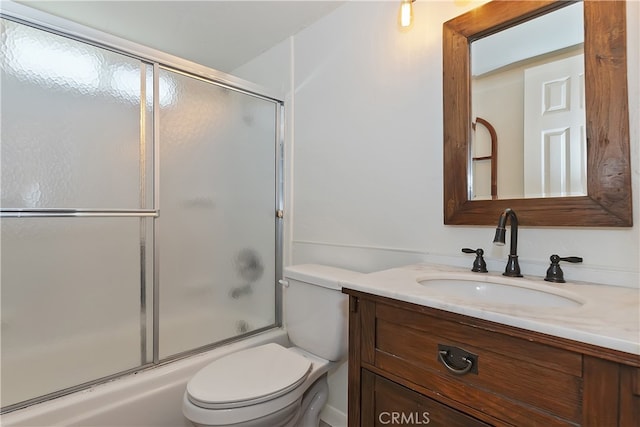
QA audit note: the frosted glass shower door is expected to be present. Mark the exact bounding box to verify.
[158,68,278,359]
[0,18,153,408]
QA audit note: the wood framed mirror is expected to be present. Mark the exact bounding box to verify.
[443,0,632,226]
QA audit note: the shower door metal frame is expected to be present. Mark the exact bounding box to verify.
[1,1,285,413]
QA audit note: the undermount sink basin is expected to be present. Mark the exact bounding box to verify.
[418,278,583,308]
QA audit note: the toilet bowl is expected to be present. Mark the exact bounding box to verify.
[182,264,361,427]
[182,345,330,427]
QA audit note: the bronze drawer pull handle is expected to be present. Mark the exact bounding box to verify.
[437,344,478,375]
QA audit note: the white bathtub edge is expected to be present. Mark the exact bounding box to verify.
[1,329,289,427]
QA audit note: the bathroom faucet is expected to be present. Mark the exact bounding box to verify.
[493,208,522,277]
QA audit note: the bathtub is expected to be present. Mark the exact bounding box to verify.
[1,329,289,427]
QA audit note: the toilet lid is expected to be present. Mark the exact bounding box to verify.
[186,343,312,409]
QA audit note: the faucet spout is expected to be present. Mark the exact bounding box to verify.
[493,208,522,277]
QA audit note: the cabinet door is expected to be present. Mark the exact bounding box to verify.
[361,370,491,427]
[619,366,640,426]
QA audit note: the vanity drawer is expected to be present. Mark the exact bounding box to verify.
[361,369,491,427]
[372,303,583,426]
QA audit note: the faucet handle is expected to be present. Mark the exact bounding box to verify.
[557,256,583,263]
[462,248,488,273]
[544,254,583,283]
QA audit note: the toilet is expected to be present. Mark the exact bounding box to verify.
[182,264,361,427]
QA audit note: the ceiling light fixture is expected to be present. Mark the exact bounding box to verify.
[400,0,415,28]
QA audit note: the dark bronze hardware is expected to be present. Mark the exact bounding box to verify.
[544,255,583,283]
[437,344,478,375]
[462,248,488,273]
[493,208,522,277]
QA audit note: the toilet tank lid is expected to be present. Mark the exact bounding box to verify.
[283,264,362,291]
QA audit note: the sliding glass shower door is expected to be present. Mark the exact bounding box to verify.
[0,18,155,408]
[0,14,282,412]
[157,68,279,359]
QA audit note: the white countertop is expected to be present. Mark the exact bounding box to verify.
[341,263,640,356]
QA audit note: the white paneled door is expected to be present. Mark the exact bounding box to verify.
[523,53,586,198]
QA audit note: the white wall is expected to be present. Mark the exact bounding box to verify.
[237,0,639,288]
[235,1,639,423]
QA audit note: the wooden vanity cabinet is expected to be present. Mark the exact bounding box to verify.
[345,289,640,427]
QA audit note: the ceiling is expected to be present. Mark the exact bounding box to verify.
[17,1,344,72]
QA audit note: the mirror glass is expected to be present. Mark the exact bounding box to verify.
[470,2,585,200]
[443,0,632,227]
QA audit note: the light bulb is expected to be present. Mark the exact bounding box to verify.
[400,0,414,28]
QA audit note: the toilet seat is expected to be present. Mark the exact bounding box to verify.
[183,346,333,426]
[186,343,312,410]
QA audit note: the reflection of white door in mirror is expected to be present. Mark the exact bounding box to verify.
[524,52,586,198]
[469,1,584,201]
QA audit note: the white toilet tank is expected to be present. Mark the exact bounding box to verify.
[282,264,361,362]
